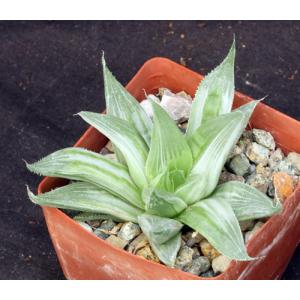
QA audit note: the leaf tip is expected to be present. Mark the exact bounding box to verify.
[26,185,38,204]
[101,51,106,67]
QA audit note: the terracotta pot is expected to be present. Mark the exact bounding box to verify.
[38,57,300,280]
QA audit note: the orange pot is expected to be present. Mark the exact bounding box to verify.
[38,57,300,280]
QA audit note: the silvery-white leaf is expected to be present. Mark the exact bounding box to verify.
[138,214,182,266]
[177,197,253,261]
[143,185,187,218]
[138,214,183,244]
[176,101,258,204]
[102,55,152,146]
[26,147,143,209]
[187,39,235,136]
[27,182,143,223]
[78,112,148,189]
[145,101,193,185]
[213,181,282,221]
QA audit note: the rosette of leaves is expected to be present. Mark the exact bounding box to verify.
[26,40,281,267]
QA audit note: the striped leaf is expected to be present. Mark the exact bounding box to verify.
[102,55,152,146]
[213,181,282,221]
[186,39,235,137]
[145,101,193,186]
[187,111,242,161]
[176,101,258,204]
[26,147,144,209]
[73,212,123,223]
[27,182,143,223]
[138,214,182,266]
[177,197,253,261]
[78,112,148,189]
[143,186,187,218]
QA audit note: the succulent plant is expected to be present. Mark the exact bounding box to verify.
[26,40,282,267]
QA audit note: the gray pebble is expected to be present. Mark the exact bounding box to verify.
[244,221,264,243]
[228,153,251,176]
[183,256,211,275]
[185,231,204,247]
[273,159,299,176]
[246,142,270,166]
[118,222,141,241]
[227,145,243,161]
[175,245,194,269]
[269,148,285,169]
[201,270,217,278]
[192,247,201,259]
[246,173,270,194]
[267,181,275,197]
[219,171,245,184]
[252,129,275,150]
[160,93,192,123]
[100,219,116,232]
[239,219,255,231]
[94,228,109,240]
[287,152,300,173]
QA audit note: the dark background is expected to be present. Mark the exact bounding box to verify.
[0,20,299,280]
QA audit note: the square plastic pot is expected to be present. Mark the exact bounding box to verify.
[38,57,300,280]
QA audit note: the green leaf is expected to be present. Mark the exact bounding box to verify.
[138,214,183,244]
[78,112,148,189]
[102,55,152,146]
[73,212,123,223]
[187,111,241,161]
[150,234,182,267]
[26,147,144,209]
[176,101,258,204]
[213,181,282,221]
[27,182,143,223]
[177,197,253,261]
[145,101,193,185]
[143,185,187,218]
[186,39,236,137]
[138,214,182,266]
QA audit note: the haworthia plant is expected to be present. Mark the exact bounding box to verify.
[26,41,282,267]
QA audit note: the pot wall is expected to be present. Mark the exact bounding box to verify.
[39,57,300,280]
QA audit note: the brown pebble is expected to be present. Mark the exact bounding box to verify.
[105,141,114,152]
[127,233,149,254]
[273,172,294,202]
[200,240,220,261]
[105,235,128,249]
[136,245,160,263]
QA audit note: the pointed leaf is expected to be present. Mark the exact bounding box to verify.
[102,55,152,146]
[27,182,143,223]
[176,101,258,204]
[213,181,282,221]
[145,101,193,184]
[26,147,143,209]
[78,112,148,189]
[138,214,182,266]
[187,111,241,161]
[143,186,187,218]
[150,233,181,267]
[177,197,253,261]
[138,214,183,244]
[187,39,236,136]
